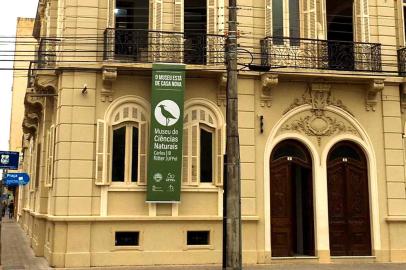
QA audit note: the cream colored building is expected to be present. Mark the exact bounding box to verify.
[15,0,406,268]
[9,18,36,212]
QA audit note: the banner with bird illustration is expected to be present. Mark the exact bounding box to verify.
[147,63,185,202]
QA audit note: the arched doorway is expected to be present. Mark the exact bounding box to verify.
[327,141,372,256]
[270,140,315,257]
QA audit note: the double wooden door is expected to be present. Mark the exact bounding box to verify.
[270,159,314,257]
[327,157,371,256]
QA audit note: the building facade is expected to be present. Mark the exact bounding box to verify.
[16,0,406,267]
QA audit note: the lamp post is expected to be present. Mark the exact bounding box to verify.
[224,0,242,269]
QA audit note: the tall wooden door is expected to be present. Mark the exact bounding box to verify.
[327,143,371,256]
[270,160,293,257]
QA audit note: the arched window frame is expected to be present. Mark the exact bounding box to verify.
[96,97,149,186]
[182,100,225,187]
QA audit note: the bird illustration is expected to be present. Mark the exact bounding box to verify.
[158,105,177,126]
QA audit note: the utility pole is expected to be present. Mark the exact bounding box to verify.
[225,0,242,269]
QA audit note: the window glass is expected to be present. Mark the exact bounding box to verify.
[289,0,300,44]
[115,231,139,246]
[328,144,361,162]
[272,0,284,40]
[115,0,149,30]
[272,141,307,162]
[131,127,139,182]
[187,231,210,245]
[112,126,126,181]
[200,128,213,182]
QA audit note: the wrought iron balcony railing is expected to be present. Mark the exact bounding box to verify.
[103,28,226,65]
[37,38,59,68]
[398,47,406,76]
[261,37,382,72]
[27,61,36,88]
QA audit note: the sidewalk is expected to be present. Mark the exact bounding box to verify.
[1,217,406,270]
[1,217,50,270]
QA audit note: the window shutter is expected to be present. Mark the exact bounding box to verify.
[303,0,317,39]
[173,0,184,62]
[355,0,370,42]
[191,123,199,186]
[207,0,218,64]
[214,128,224,186]
[174,0,183,32]
[47,125,56,187]
[150,0,163,62]
[45,130,51,187]
[182,126,189,184]
[95,120,109,185]
[265,0,272,36]
[316,0,326,39]
[207,0,217,34]
[138,121,148,185]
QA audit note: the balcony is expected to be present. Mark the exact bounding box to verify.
[398,47,406,76]
[103,28,226,65]
[37,38,59,68]
[260,37,382,73]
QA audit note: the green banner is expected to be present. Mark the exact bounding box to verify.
[146,63,185,202]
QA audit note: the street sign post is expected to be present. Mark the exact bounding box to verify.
[146,63,185,202]
[4,173,30,186]
[0,151,19,170]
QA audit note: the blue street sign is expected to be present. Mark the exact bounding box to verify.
[4,173,30,186]
[0,151,19,170]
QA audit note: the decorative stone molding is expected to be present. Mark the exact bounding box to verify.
[34,74,58,93]
[260,74,278,107]
[101,67,117,102]
[284,83,352,116]
[22,118,38,137]
[281,111,358,145]
[217,73,227,106]
[366,79,384,111]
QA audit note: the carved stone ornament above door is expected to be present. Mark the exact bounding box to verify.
[281,111,358,145]
[284,82,353,116]
[281,83,358,145]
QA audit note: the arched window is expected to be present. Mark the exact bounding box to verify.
[96,99,149,185]
[182,102,224,186]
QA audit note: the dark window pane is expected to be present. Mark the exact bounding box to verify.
[187,231,210,245]
[112,127,126,182]
[115,231,139,246]
[131,127,139,182]
[289,0,300,45]
[115,0,149,30]
[200,128,213,182]
[272,0,284,44]
[328,144,362,162]
[272,141,308,162]
[404,7,406,44]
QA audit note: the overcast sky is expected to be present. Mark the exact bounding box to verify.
[0,0,38,153]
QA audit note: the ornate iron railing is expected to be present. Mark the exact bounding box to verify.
[37,38,59,68]
[103,28,226,65]
[27,61,36,88]
[398,47,406,76]
[261,37,382,72]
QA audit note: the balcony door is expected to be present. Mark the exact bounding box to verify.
[326,0,355,70]
[115,0,149,60]
[184,0,207,64]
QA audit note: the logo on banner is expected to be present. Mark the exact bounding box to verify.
[154,100,180,127]
[1,155,10,165]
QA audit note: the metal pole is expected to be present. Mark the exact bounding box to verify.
[225,0,242,269]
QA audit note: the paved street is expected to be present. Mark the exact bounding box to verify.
[2,218,406,270]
